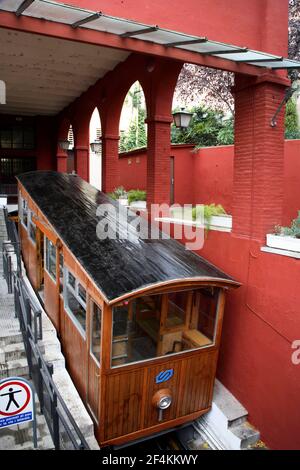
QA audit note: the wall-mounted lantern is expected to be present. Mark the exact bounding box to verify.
[90,138,102,154]
[58,139,70,151]
[172,108,193,129]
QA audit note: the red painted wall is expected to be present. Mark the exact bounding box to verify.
[119,140,300,227]
[58,0,288,56]
[189,231,300,451]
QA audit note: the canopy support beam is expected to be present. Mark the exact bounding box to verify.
[16,0,35,17]
[120,26,159,38]
[236,57,283,63]
[72,12,102,29]
[209,47,248,55]
[165,38,208,47]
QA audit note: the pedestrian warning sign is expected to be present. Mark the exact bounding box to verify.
[0,377,34,429]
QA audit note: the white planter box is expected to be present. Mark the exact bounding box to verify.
[266,234,300,253]
[129,200,146,209]
[209,215,232,229]
[118,198,128,206]
[154,214,232,232]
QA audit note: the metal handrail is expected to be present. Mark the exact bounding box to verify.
[3,207,21,275]
[2,207,90,450]
[14,273,90,450]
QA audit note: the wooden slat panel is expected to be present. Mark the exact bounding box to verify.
[143,360,181,427]
[87,356,100,421]
[61,311,87,400]
[179,351,217,416]
[44,270,59,330]
[104,369,144,441]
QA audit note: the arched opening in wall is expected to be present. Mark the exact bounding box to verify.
[119,81,147,154]
[117,81,147,198]
[172,64,235,147]
[170,64,235,211]
[89,107,102,190]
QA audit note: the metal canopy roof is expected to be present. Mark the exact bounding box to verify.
[1,0,300,71]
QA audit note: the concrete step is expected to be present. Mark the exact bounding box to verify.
[0,419,54,451]
[230,421,261,449]
[194,379,260,450]
[2,357,29,378]
[0,342,27,362]
[0,332,23,348]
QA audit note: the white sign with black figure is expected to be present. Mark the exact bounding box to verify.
[0,376,37,447]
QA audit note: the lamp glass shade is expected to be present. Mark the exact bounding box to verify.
[172,109,193,128]
[90,140,102,154]
[58,139,70,150]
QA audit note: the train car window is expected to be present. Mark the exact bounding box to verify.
[78,284,86,304]
[111,288,220,368]
[68,271,76,289]
[166,292,187,328]
[64,268,87,337]
[59,253,64,294]
[28,211,36,244]
[90,301,102,365]
[20,197,28,229]
[45,237,56,281]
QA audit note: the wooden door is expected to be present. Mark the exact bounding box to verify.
[87,300,101,423]
[170,156,175,205]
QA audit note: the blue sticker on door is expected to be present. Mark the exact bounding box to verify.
[155,369,174,384]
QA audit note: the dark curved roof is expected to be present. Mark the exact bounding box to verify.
[17,171,239,303]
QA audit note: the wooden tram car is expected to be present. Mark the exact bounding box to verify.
[16,171,239,447]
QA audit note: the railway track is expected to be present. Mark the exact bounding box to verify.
[115,425,213,452]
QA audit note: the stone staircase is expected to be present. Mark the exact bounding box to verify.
[0,208,99,450]
[0,207,54,450]
[192,380,262,450]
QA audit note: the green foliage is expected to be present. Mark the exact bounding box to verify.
[285,98,300,139]
[274,210,300,238]
[127,189,147,204]
[171,107,234,148]
[119,82,147,153]
[192,203,226,224]
[107,186,127,200]
[217,117,234,145]
[119,108,147,152]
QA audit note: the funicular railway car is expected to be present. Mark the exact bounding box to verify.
[16,171,239,447]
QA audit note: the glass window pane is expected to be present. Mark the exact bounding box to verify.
[78,284,86,304]
[1,129,12,148]
[12,127,23,149]
[23,127,35,149]
[91,302,101,364]
[59,253,64,293]
[29,214,36,242]
[68,271,76,289]
[22,199,28,228]
[111,289,219,368]
[166,292,187,328]
[46,238,56,280]
[66,286,86,333]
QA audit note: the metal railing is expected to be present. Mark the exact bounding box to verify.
[1,207,90,450]
[14,274,90,450]
[3,207,21,275]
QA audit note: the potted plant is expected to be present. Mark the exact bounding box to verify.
[127,189,147,209]
[108,186,128,206]
[192,204,231,230]
[267,211,300,252]
[169,203,232,231]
